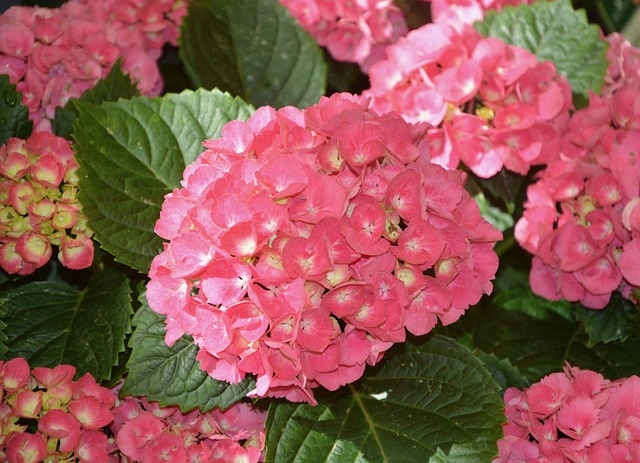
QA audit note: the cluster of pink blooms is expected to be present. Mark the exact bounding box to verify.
[363,22,572,178]
[1,357,117,463]
[0,357,266,463]
[426,0,535,33]
[109,385,265,463]
[496,365,640,462]
[515,35,640,309]
[147,92,502,404]
[602,33,640,96]
[0,0,188,131]
[279,0,408,72]
[0,131,94,275]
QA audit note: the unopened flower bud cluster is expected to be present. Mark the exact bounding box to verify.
[0,132,94,275]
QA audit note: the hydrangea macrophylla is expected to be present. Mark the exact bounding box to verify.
[0,357,266,463]
[0,131,94,275]
[0,357,116,463]
[0,0,188,131]
[278,0,408,72]
[109,386,266,463]
[363,23,572,178]
[515,39,640,309]
[496,365,640,463]
[147,93,502,404]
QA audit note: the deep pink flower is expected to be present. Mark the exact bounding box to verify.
[38,408,82,453]
[109,392,266,463]
[148,93,501,403]
[115,411,165,461]
[5,432,47,463]
[1,358,31,392]
[496,367,640,463]
[516,76,640,308]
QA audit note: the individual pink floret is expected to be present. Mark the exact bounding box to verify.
[147,92,502,404]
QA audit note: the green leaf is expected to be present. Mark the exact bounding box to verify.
[473,193,514,232]
[121,294,253,412]
[72,88,253,272]
[52,61,139,139]
[0,74,33,145]
[494,286,574,321]
[440,265,640,384]
[472,170,526,215]
[469,304,640,383]
[265,335,504,463]
[0,268,132,381]
[577,293,637,347]
[473,351,528,393]
[475,0,608,97]
[493,266,574,321]
[179,0,327,109]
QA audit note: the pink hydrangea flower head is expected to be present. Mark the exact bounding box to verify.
[279,0,408,72]
[148,92,502,403]
[495,366,640,463]
[0,358,117,462]
[0,132,94,275]
[1,360,265,462]
[363,23,572,178]
[0,0,189,130]
[109,391,266,463]
[515,39,640,309]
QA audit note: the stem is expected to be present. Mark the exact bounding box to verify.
[495,232,517,258]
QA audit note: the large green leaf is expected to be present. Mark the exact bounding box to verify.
[265,335,504,463]
[0,74,32,145]
[121,295,253,413]
[440,266,640,383]
[492,266,574,321]
[72,88,253,272]
[576,293,638,347]
[470,170,527,216]
[475,0,608,97]
[0,268,132,381]
[179,0,327,109]
[52,61,139,140]
[473,351,528,393]
[469,304,640,383]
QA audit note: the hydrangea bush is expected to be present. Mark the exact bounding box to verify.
[0,0,639,462]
